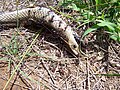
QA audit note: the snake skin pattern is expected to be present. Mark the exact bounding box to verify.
[0,7,79,55]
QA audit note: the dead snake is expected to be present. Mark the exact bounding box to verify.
[0,7,79,55]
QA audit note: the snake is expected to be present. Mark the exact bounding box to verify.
[0,7,80,55]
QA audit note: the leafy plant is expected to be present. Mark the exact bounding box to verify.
[59,0,120,42]
[82,20,120,42]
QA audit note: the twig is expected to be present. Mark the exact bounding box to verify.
[86,59,90,90]
[41,59,55,84]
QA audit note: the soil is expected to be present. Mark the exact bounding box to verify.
[0,0,120,90]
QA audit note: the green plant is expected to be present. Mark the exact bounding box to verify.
[82,19,120,42]
[6,36,19,56]
[59,0,120,42]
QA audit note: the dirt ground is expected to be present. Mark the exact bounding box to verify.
[0,0,120,90]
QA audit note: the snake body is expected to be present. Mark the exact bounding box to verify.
[0,7,79,55]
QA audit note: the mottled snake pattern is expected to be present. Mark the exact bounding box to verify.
[0,7,79,55]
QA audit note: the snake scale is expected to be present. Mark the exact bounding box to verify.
[0,7,79,55]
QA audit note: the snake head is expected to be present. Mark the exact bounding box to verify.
[64,26,79,55]
[68,39,79,55]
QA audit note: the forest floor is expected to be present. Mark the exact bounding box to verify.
[0,0,120,90]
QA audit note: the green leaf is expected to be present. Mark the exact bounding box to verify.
[96,20,117,31]
[97,74,120,76]
[95,0,98,5]
[82,26,98,39]
[110,34,118,41]
[98,23,115,31]
[97,20,117,27]
[68,3,80,11]
[95,0,98,11]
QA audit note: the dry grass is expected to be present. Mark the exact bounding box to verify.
[0,0,120,90]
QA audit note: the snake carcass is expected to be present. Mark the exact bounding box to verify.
[0,7,79,55]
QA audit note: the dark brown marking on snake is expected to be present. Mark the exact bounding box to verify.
[47,10,51,15]
[28,10,31,18]
[48,15,54,23]
[58,21,62,28]
[46,11,55,23]
[33,11,36,16]
[39,7,50,19]
[39,7,42,11]
[64,25,69,32]
[42,14,48,20]
[42,11,50,20]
